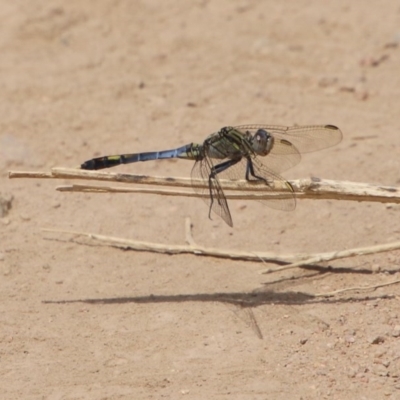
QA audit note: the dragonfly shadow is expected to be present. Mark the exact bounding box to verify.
[43,281,395,340]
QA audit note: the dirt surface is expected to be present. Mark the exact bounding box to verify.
[2,1,400,399]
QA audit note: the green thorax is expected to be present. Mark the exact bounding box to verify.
[178,127,255,161]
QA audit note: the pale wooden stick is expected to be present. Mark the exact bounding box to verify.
[42,227,400,299]
[9,167,400,204]
[57,184,202,198]
[314,279,400,297]
[41,228,310,263]
[42,228,400,273]
[259,240,400,274]
[9,168,293,191]
[9,171,54,179]
[55,184,300,200]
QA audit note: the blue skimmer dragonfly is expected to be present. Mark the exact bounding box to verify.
[81,124,342,227]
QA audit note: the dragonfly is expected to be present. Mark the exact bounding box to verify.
[81,124,342,227]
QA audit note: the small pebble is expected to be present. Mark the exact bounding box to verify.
[318,76,338,88]
[2,335,13,343]
[347,365,360,378]
[371,264,381,273]
[373,364,389,377]
[355,89,369,101]
[374,349,387,358]
[392,325,400,337]
[371,336,385,344]
[345,335,355,344]
[19,213,31,221]
[0,193,13,217]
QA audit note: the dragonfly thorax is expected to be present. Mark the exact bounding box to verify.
[251,129,274,156]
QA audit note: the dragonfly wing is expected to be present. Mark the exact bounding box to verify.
[217,157,296,211]
[234,124,342,173]
[191,158,233,227]
[235,124,342,152]
[251,157,296,211]
[256,138,301,174]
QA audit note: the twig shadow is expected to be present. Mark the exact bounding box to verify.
[42,285,395,340]
[42,288,394,307]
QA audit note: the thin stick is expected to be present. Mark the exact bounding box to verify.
[10,168,293,191]
[9,167,400,204]
[314,278,400,297]
[55,184,302,200]
[42,227,400,299]
[42,228,400,272]
[9,171,54,179]
[58,184,203,198]
[259,240,400,274]
[41,228,310,263]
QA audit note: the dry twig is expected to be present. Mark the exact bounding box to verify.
[314,278,400,297]
[259,240,400,274]
[41,227,400,297]
[41,227,308,263]
[42,227,400,273]
[8,167,400,204]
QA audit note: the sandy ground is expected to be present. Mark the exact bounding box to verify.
[1,1,400,399]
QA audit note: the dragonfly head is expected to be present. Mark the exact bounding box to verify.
[252,129,274,156]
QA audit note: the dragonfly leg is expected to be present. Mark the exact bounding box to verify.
[245,158,295,193]
[207,158,241,219]
[212,158,242,175]
[245,158,269,184]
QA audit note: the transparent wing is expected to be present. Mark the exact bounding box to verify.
[234,124,342,173]
[217,157,296,211]
[191,157,233,227]
[251,157,296,210]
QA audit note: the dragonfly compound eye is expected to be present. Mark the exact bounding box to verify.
[253,129,274,156]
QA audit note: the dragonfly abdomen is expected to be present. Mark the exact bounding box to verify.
[81,144,193,170]
[176,143,204,161]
